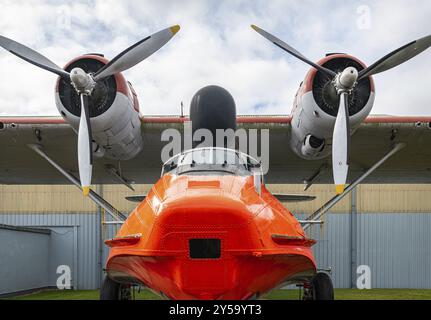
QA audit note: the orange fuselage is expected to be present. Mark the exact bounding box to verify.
[106,174,317,300]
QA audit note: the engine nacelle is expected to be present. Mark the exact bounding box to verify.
[290,54,375,160]
[55,55,143,161]
[301,135,325,157]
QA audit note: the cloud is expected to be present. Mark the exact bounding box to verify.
[0,0,430,116]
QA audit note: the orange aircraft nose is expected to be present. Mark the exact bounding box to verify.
[106,175,316,300]
[150,194,260,299]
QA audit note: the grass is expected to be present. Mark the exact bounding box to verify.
[5,289,162,300]
[5,289,431,300]
[266,289,431,300]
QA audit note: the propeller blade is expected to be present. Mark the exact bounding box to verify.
[93,25,180,81]
[78,94,93,196]
[0,35,70,79]
[251,25,337,77]
[332,92,350,194]
[358,34,431,80]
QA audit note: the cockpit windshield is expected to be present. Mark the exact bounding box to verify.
[161,147,262,177]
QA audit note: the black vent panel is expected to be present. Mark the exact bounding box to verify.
[189,239,221,259]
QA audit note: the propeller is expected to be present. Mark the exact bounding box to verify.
[251,25,431,194]
[93,25,180,81]
[358,35,431,80]
[0,25,180,195]
[251,25,336,77]
[77,93,92,196]
[0,35,71,79]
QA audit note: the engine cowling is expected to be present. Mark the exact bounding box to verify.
[55,55,143,161]
[301,134,325,157]
[290,54,375,160]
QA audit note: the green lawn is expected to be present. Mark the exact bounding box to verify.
[5,289,431,300]
[266,289,431,300]
[5,289,161,300]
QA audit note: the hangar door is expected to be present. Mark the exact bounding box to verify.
[48,226,78,289]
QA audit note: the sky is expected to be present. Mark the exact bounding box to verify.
[0,0,430,116]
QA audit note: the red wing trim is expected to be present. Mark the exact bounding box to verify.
[237,116,292,123]
[1,115,431,125]
[142,115,431,124]
[141,116,293,124]
[364,116,431,123]
[141,116,187,123]
[0,117,67,124]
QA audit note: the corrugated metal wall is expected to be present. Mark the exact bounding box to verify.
[358,213,431,288]
[3,184,431,214]
[0,225,50,294]
[296,213,431,289]
[0,214,105,290]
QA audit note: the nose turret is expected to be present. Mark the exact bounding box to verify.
[190,85,237,148]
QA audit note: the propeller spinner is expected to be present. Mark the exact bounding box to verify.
[0,25,180,195]
[251,24,431,194]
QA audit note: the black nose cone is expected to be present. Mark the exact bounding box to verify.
[190,85,237,141]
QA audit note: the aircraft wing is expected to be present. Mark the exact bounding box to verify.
[1,115,431,185]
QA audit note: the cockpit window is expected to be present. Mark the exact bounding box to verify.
[161,147,261,177]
